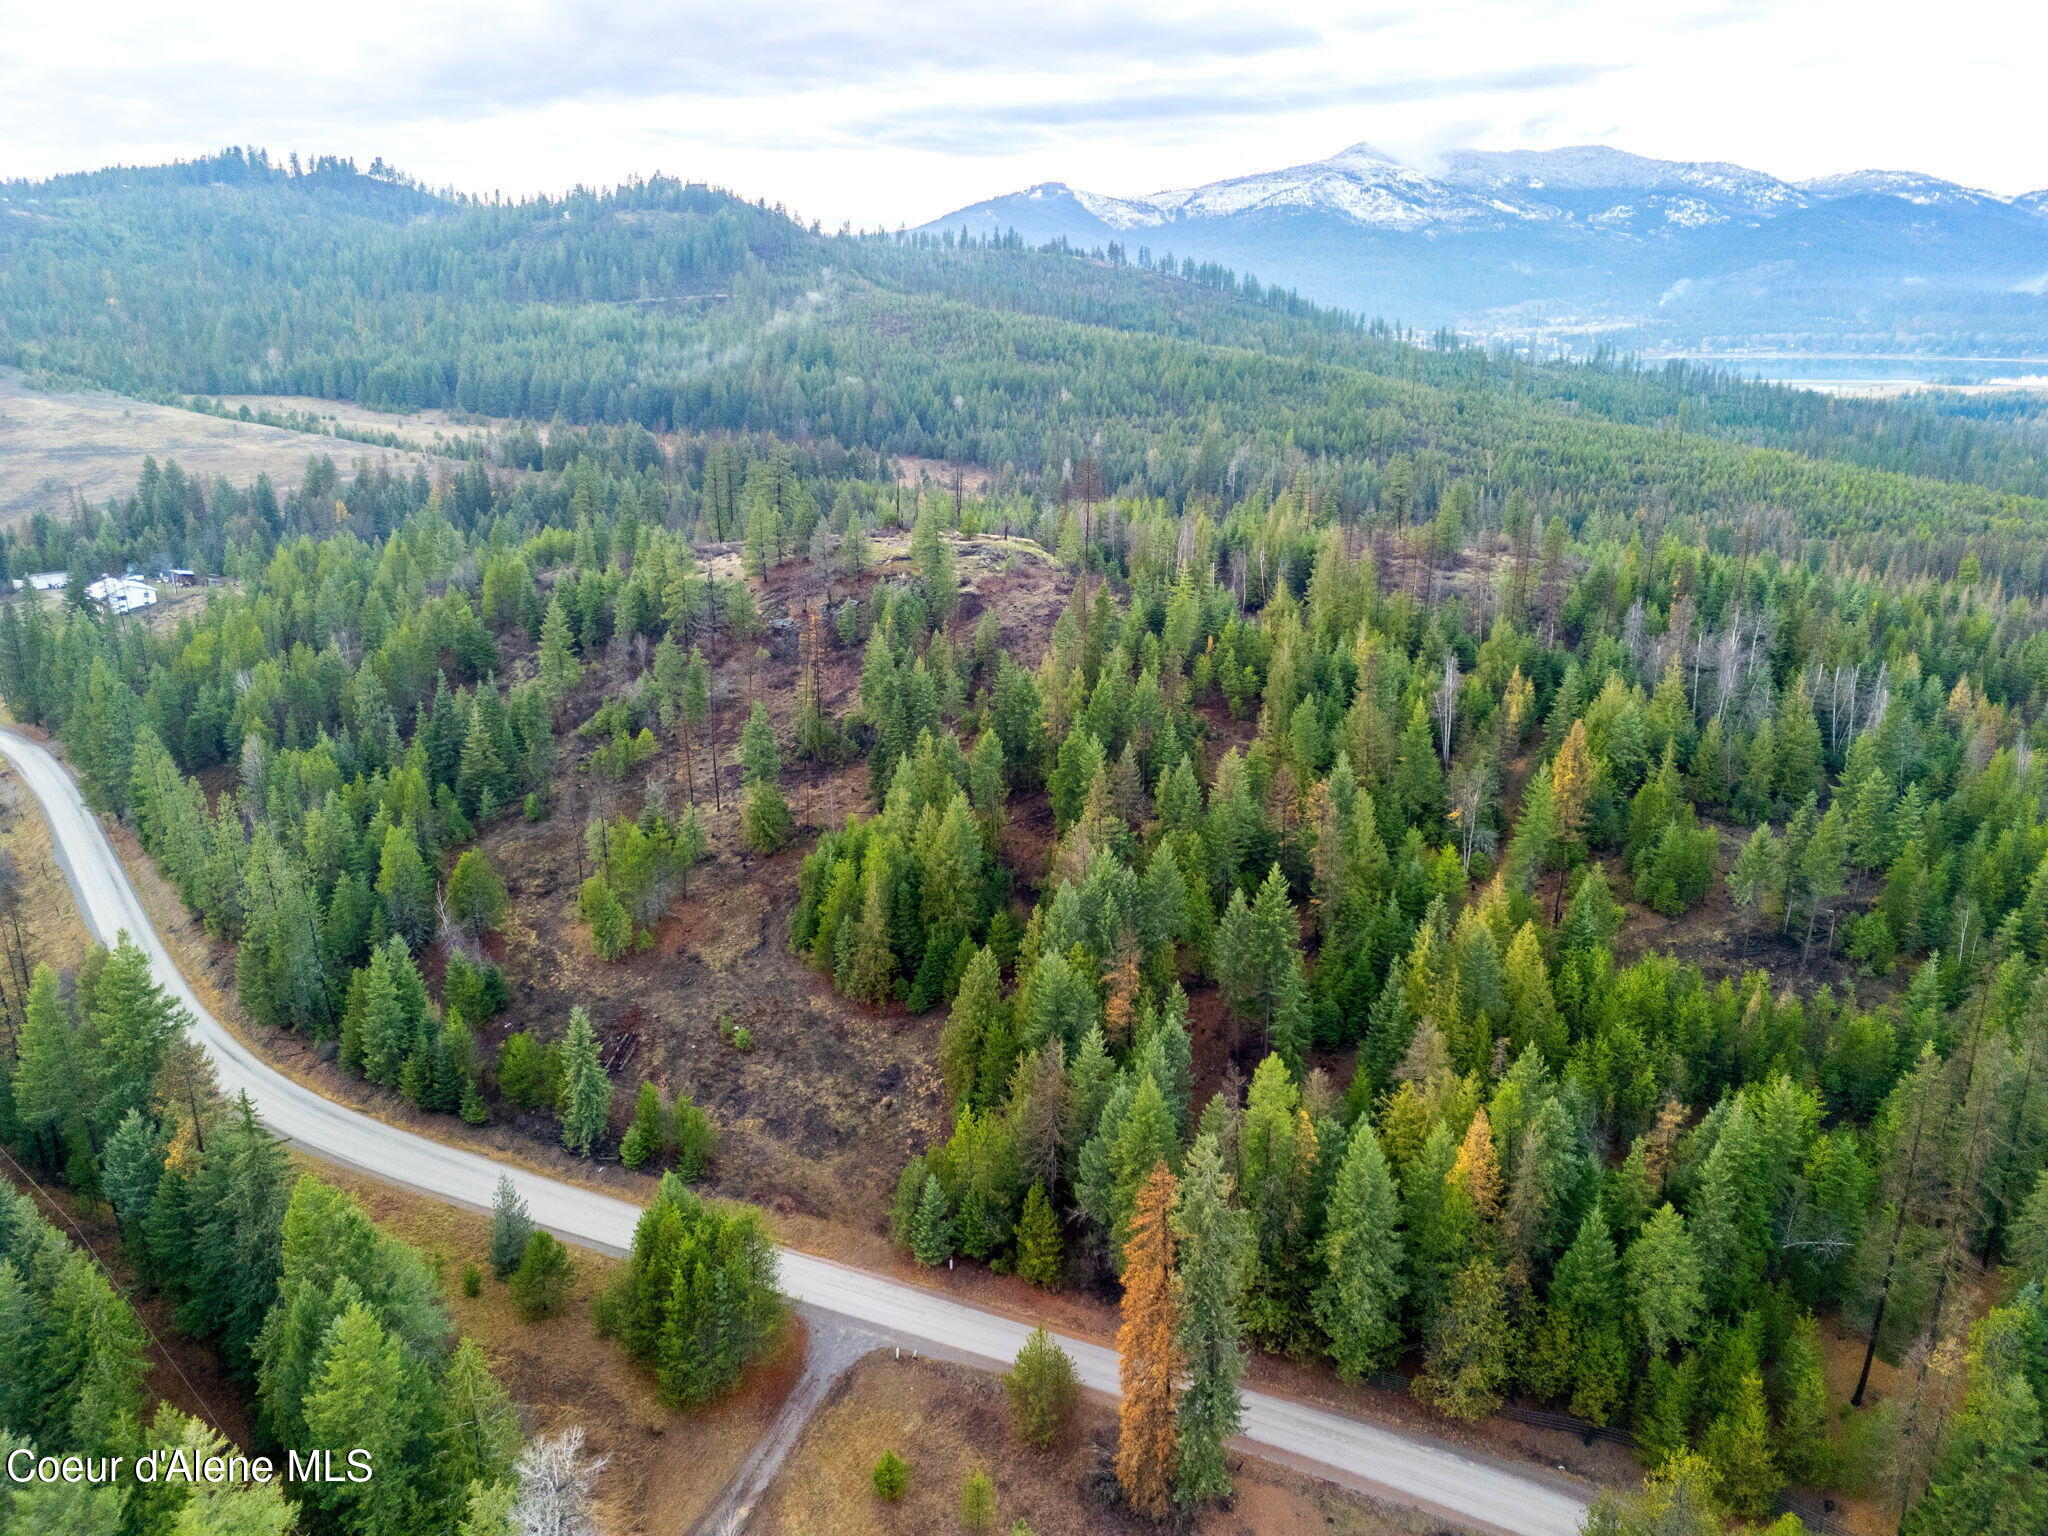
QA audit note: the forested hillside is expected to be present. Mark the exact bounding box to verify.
[1,148,2045,1536]
[9,150,2048,579]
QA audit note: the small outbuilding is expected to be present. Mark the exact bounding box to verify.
[86,575,159,614]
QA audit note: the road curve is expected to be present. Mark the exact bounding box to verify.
[0,726,1591,1536]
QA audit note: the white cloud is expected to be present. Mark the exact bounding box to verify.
[2,0,2044,227]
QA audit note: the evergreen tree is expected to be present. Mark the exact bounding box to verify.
[375,825,437,949]
[439,1335,521,1491]
[510,1230,575,1319]
[1531,1204,1628,1423]
[1625,1203,1704,1359]
[490,1177,534,1279]
[1004,1325,1080,1450]
[555,1008,613,1156]
[1014,1183,1065,1289]
[1774,1313,1835,1488]
[1902,1302,2048,1536]
[446,849,509,942]
[1700,1369,1780,1520]
[12,963,84,1165]
[621,1080,666,1169]
[939,946,1003,1107]
[1315,1119,1407,1379]
[910,1173,955,1266]
[1172,1133,1248,1507]
[871,1450,910,1501]
[537,595,581,706]
[1214,865,1308,1067]
[299,1301,416,1536]
[1415,1257,1513,1420]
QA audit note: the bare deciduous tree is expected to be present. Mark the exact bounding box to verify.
[512,1428,609,1536]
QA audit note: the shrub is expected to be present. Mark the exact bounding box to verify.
[871,1450,909,1502]
[461,1263,483,1298]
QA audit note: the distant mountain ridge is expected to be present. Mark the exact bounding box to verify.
[922,142,2048,353]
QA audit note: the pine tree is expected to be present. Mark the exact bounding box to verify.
[1004,1326,1080,1449]
[12,962,84,1163]
[1550,718,1594,854]
[741,777,794,855]
[1729,825,1779,915]
[738,702,793,853]
[510,1230,575,1319]
[1624,1203,1703,1359]
[1107,1073,1180,1259]
[1533,1204,1628,1423]
[871,1450,910,1501]
[1172,1133,1248,1507]
[556,1008,613,1156]
[621,1080,666,1169]
[1774,1313,1834,1488]
[668,1094,717,1180]
[457,699,512,818]
[939,946,1003,1107]
[1583,1452,1726,1536]
[1415,1256,1513,1420]
[299,1301,415,1536]
[438,1335,521,1491]
[1214,865,1309,1068]
[1238,1054,1315,1348]
[580,876,633,961]
[837,871,897,1005]
[910,1173,954,1265]
[101,1110,166,1252]
[375,825,437,949]
[537,595,581,706]
[1014,1183,1065,1288]
[446,849,509,942]
[85,937,182,1138]
[1114,1161,1181,1518]
[1700,1369,1780,1519]
[1902,1303,2048,1536]
[960,1468,998,1531]
[1314,1118,1407,1378]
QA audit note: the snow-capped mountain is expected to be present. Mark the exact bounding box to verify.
[1797,169,2003,207]
[1141,141,1551,229]
[921,142,2048,353]
[1435,145,1805,224]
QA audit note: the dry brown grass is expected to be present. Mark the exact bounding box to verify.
[0,368,448,521]
[755,1353,1430,1536]
[0,755,96,973]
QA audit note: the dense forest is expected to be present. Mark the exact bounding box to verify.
[0,939,562,1536]
[0,149,2043,1536]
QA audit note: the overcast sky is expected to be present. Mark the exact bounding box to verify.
[4,0,2043,226]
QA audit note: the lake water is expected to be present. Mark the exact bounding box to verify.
[1641,353,2048,395]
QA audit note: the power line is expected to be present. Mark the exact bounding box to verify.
[0,1141,232,1441]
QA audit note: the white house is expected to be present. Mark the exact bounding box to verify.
[14,571,69,592]
[85,575,159,615]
